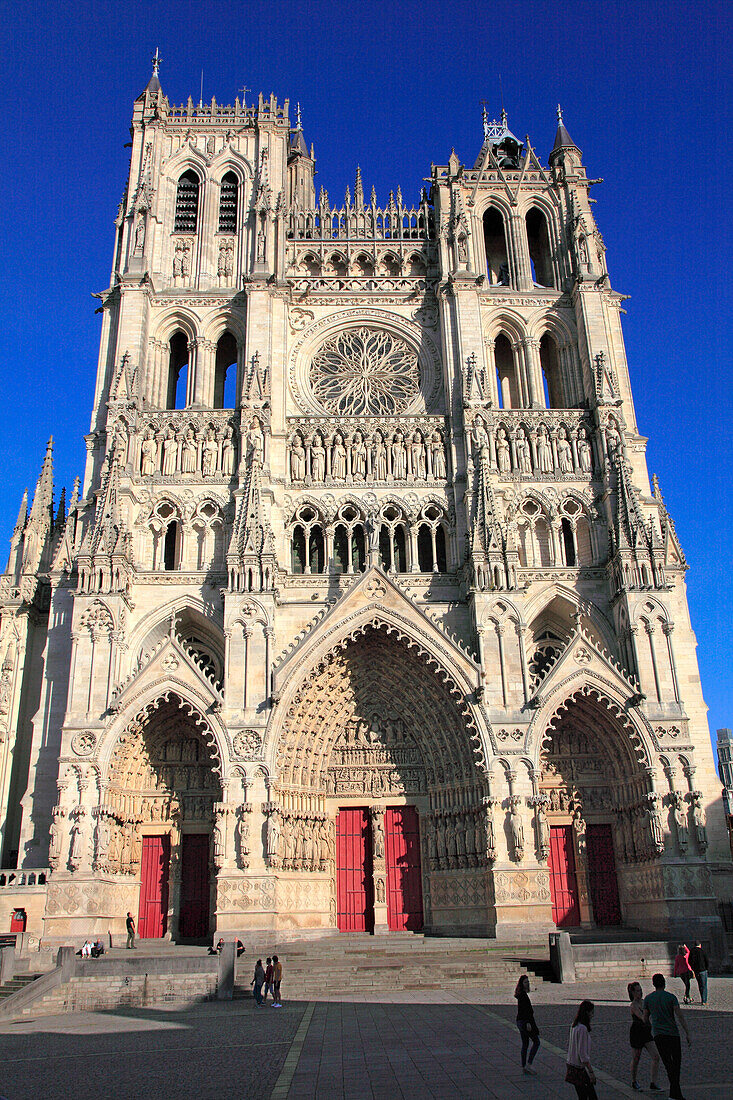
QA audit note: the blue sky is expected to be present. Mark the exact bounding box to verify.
[1,1,731,750]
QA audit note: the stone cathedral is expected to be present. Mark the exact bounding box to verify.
[0,60,730,952]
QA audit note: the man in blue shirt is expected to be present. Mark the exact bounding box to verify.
[644,973,691,1100]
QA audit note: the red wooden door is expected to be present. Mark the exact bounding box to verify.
[385,806,424,931]
[138,834,170,938]
[179,834,211,938]
[336,808,373,932]
[549,825,580,927]
[586,823,622,926]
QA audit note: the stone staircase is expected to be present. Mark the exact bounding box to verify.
[232,935,550,998]
[0,974,40,1000]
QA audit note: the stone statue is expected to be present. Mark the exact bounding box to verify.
[557,430,573,473]
[248,418,264,464]
[265,807,280,864]
[134,212,146,253]
[496,428,511,473]
[516,428,532,474]
[672,794,689,853]
[577,429,592,473]
[472,417,488,456]
[161,430,177,476]
[372,812,385,859]
[290,435,306,481]
[331,434,347,480]
[411,431,426,479]
[311,434,326,482]
[256,228,266,263]
[49,804,65,870]
[140,430,157,476]
[392,432,407,479]
[606,419,622,460]
[536,426,552,473]
[375,878,385,903]
[181,429,197,474]
[181,241,192,278]
[68,812,86,870]
[202,430,218,477]
[352,432,367,480]
[373,433,388,480]
[691,794,708,851]
[510,798,524,860]
[431,431,446,479]
[221,427,235,476]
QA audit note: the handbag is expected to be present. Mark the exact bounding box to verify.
[565,1063,589,1086]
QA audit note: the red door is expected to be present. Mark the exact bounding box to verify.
[385,807,424,931]
[336,808,373,932]
[138,835,170,938]
[179,834,211,939]
[586,823,622,926]
[549,825,580,927]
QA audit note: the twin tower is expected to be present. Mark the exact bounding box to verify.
[0,60,728,953]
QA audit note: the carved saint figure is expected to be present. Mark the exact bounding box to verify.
[181,428,197,474]
[352,432,367,480]
[311,434,326,482]
[371,812,385,859]
[202,430,218,477]
[577,429,592,473]
[431,431,446,479]
[691,795,708,851]
[256,228,266,263]
[536,425,552,474]
[290,435,306,481]
[140,430,157,476]
[331,433,347,479]
[606,418,622,460]
[221,427,235,476]
[411,431,426,479]
[392,432,407,479]
[248,417,265,464]
[557,429,573,474]
[134,212,146,253]
[373,433,387,480]
[49,804,65,870]
[265,808,280,863]
[472,417,488,456]
[510,799,525,860]
[69,813,86,869]
[161,430,177,476]
[515,427,532,474]
[496,428,511,473]
[673,794,689,852]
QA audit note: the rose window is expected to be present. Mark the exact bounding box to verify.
[309,327,420,416]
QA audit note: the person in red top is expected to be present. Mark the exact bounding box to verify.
[263,957,274,1003]
[673,944,694,1004]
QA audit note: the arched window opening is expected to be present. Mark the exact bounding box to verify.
[561,517,576,566]
[214,331,237,409]
[483,207,510,286]
[167,331,189,410]
[308,525,325,574]
[174,170,200,234]
[540,333,564,409]
[495,334,520,409]
[163,521,180,571]
[394,525,407,572]
[535,518,552,567]
[333,525,349,573]
[435,526,447,572]
[417,525,433,572]
[526,207,554,287]
[351,525,366,573]
[379,526,391,571]
[218,172,238,233]
[291,525,306,574]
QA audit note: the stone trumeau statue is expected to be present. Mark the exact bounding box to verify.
[0,64,728,957]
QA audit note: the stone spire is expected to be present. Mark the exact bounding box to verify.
[137,48,163,99]
[550,104,581,162]
[354,166,364,211]
[470,449,509,589]
[227,448,276,593]
[77,452,133,592]
[4,489,28,579]
[289,101,309,158]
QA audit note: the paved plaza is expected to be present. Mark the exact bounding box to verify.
[0,976,731,1099]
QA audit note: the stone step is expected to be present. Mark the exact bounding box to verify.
[0,975,40,999]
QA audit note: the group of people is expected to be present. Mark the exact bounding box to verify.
[250,955,283,1007]
[515,952,705,1100]
[77,939,105,958]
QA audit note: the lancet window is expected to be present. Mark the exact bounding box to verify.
[214,331,238,409]
[416,503,448,572]
[218,172,238,233]
[378,504,408,573]
[174,170,200,234]
[332,505,366,574]
[494,334,520,409]
[483,206,511,286]
[290,505,325,575]
[167,331,189,410]
[539,333,565,409]
[525,207,555,288]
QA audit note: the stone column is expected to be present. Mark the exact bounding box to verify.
[572,814,594,928]
[369,805,389,934]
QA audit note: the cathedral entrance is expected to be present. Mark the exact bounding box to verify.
[138,835,171,937]
[548,825,580,927]
[385,806,423,931]
[336,808,374,932]
[107,695,220,941]
[586,824,621,926]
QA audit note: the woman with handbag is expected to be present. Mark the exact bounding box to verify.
[673,944,694,1003]
[514,974,540,1075]
[566,1000,597,1099]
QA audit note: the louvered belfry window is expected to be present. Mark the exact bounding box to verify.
[218,172,238,233]
[174,170,199,233]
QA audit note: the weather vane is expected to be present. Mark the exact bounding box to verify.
[151,47,162,76]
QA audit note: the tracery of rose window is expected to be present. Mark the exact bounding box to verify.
[309,327,420,416]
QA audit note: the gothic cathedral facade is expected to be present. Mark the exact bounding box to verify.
[0,64,730,951]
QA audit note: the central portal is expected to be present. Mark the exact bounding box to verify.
[336,808,373,932]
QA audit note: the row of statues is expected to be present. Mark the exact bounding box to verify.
[265,810,333,871]
[471,417,594,476]
[140,425,237,478]
[426,807,493,870]
[289,426,447,484]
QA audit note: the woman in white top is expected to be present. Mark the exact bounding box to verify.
[566,999,597,1099]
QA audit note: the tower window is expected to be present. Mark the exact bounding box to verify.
[483,207,510,286]
[167,331,189,410]
[495,334,520,409]
[163,521,180,571]
[540,333,564,409]
[214,331,237,409]
[218,172,238,233]
[174,171,200,234]
[561,517,576,566]
[526,207,554,288]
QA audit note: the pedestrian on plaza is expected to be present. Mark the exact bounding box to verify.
[272,954,283,1007]
[125,912,136,949]
[687,941,708,1005]
[264,957,274,1002]
[514,974,540,1075]
[627,981,660,1092]
[251,958,266,1005]
[643,973,691,1100]
[673,944,694,1003]
[565,1000,597,1100]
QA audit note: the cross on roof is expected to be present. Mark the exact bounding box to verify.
[238,85,250,104]
[151,47,162,76]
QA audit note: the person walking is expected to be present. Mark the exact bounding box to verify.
[627,981,660,1092]
[514,974,540,1075]
[673,944,694,1003]
[643,973,691,1100]
[565,1000,597,1099]
[251,959,266,1006]
[263,957,274,1003]
[272,954,282,1007]
[687,941,708,1005]
[125,912,136,949]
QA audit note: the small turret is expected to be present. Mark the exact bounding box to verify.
[549,104,582,169]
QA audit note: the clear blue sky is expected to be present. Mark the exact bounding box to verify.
[1,2,731,751]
